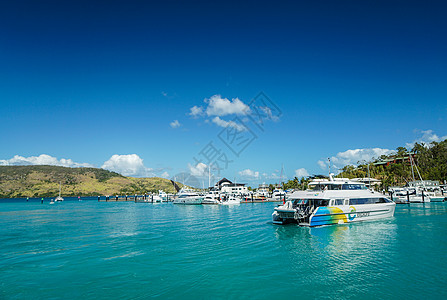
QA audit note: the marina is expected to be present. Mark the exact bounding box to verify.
[1,199,447,299]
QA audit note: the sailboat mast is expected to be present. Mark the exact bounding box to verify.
[410,154,416,182]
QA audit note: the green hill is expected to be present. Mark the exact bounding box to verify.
[0,165,181,198]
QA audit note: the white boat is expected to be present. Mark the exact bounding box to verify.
[54,182,64,202]
[158,190,168,202]
[151,194,162,202]
[220,195,241,205]
[271,188,286,201]
[173,188,203,205]
[272,176,396,226]
[202,189,220,205]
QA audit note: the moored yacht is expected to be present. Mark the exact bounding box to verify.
[158,190,168,202]
[55,182,64,202]
[151,190,168,202]
[271,188,286,201]
[173,188,203,205]
[220,194,241,205]
[202,189,221,204]
[272,176,396,226]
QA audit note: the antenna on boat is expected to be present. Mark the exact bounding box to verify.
[328,158,334,181]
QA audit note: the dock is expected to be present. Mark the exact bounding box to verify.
[98,195,172,203]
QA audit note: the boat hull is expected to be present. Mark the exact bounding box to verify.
[429,197,445,202]
[273,203,396,227]
[173,197,203,205]
[309,203,395,226]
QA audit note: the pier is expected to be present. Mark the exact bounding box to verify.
[98,195,172,203]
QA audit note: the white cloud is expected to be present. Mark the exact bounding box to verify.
[205,95,250,117]
[188,162,208,177]
[170,120,181,128]
[406,129,447,149]
[189,105,204,118]
[101,154,152,177]
[316,130,447,172]
[333,148,394,166]
[295,168,309,178]
[0,154,93,168]
[261,172,280,180]
[259,106,280,122]
[161,171,170,178]
[318,148,394,171]
[238,169,260,179]
[317,160,327,170]
[211,116,246,132]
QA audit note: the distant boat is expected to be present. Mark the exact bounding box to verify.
[55,182,64,202]
[220,194,241,205]
[202,189,220,204]
[272,188,286,201]
[173,187,203,205]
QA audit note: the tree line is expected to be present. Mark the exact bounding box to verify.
[281,139,447,191]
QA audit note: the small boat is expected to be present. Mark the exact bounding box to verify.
[272,175,396,226]
[220,195,241,205]
[202,189,220,204]
[54,182,64,202]
[271,188,286,201]
[158,190,168,202]
[151,194,163,202]
[173,188,203,205]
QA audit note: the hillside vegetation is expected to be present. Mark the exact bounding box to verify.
[336,140,447,189]
[0,165,180,198]
[282,140,447,191]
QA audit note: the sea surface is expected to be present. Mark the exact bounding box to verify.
[1,198,446,299]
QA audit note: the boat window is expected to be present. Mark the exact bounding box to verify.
[311,184,321,191]
[342,184,367,190]
[311,199,329,207]
[349,198,392,205]
[327,184,342,190]
[293,199,308,205]
[334,199,344,206]
[380,197,393,203]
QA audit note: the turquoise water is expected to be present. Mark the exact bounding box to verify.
[1,200,447,299]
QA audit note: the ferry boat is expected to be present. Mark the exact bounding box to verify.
[173,188,203,205]
[272,176,396,226]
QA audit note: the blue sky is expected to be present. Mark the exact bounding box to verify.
[1,0,446,187]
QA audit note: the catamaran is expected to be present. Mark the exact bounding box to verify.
[272,175,395,226]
